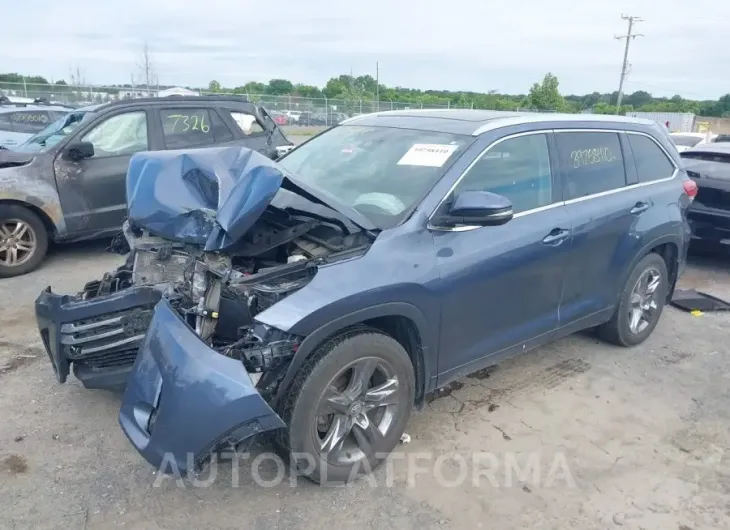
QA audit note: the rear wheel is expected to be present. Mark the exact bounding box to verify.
[598,253,669,347]
[0,205,49,278]
[276,328,415,484]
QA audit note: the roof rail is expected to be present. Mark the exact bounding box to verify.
[103,94,251,107]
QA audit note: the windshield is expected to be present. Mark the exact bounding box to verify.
[671,135,704,147]
[15,111,92,153]
[277,125,473,229]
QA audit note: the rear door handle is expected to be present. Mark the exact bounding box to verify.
[631,201,650,214]
[542,228,571,245]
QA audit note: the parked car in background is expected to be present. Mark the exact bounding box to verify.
[670,132,715,152]
[36,110,691,483]
[297,111,329,126]
[0,104,70,149]
[267,110,289,126]
[712,134,730,143]
[681,142,730,247]
[330,112,349,125]
[284,110,302,123]
[0,95,292,277]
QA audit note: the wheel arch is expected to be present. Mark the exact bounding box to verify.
[619,235,681,304]
[0,199,57,239]
[272,302,433,409]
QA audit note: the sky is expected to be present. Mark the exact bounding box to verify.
[2,0,729,99]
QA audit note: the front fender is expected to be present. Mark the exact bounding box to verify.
[0,167,66,236]
[266,300,435,408]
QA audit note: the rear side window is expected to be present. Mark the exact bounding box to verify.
[4,110,53,134]
[556,132,626,200]
[627,134,675,183]
[160,108,233,149]
[453,133,553,214]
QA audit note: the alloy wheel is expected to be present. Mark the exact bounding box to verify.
[628,267,662,334]
[313,357,405,465]
[0,219,37,268]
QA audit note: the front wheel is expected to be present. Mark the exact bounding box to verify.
[598,252,669,347]
[0,205,49,278]
[276,328,415,484]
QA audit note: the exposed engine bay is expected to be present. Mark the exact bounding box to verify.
[66,207,371,396]
[35,145,377,394]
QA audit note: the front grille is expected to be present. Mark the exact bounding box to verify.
[61,306,155,368]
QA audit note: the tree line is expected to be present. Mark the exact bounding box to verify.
[2,71,729,117]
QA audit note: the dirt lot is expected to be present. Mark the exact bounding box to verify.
[1,243,729,530]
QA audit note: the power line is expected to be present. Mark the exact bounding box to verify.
[614,14,644,114]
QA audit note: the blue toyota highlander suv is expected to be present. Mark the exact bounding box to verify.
[36,110,694,484]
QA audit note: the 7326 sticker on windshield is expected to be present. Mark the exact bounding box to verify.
[397,144,459,167]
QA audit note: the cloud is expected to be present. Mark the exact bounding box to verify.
[2,0,728,98]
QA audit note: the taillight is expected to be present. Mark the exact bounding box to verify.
[683,179,698,200]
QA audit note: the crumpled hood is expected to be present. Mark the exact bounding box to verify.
[126,147,284,251]
[126,146,373,252]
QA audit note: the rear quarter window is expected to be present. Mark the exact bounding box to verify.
[229,111,265,136]
[556,132,626,200]
[627,133,675,183]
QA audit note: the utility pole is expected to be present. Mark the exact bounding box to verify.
[614,14,644,114]
[375,62,379,110]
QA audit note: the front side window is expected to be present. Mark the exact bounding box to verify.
[452,133,553,214]
[160,108,232,149]
[81,111,148,157]
[277,125,474,229]
[627,134,675,183]
[556,132,626,200]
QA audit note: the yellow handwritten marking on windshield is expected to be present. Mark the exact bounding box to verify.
[165,113,210,133]
[570,148,617,168]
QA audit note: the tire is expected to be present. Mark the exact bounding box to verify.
[598,252,669,347]
[275,327,415,484]
[0,204,49,278]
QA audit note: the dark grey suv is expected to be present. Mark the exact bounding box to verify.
[0,95,292,277]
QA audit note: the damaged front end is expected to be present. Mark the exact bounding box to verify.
[36,146,372,392]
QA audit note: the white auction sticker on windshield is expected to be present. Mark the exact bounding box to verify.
[397,144,459,167]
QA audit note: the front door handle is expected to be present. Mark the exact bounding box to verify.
[542,228,571,245]
[630,201,650,214]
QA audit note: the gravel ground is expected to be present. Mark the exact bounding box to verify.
[1,241,729,529]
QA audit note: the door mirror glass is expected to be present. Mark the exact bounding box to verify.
[435,190,514,227]
[64,141,95,161]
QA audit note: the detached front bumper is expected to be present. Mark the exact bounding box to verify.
[35,286,161,390]
[119,299,285,474]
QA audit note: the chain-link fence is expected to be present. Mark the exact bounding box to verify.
[1,81,550,126]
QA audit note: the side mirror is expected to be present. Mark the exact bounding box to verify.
[64,141,94,161]
[434,190,513,227]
